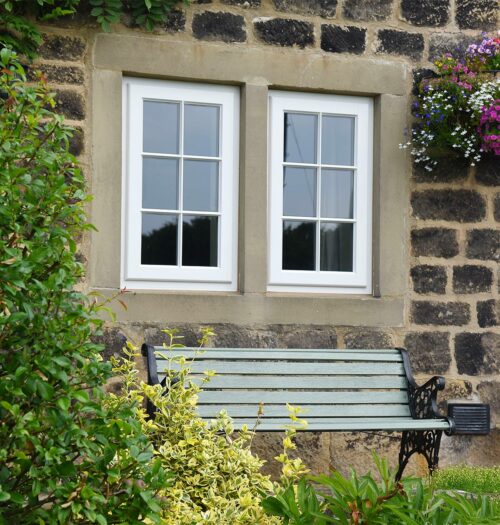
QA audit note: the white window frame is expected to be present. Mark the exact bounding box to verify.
[268,91,373,294]
[122,78,239,291]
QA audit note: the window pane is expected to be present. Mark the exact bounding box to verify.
[320,222,353,272]
[141,213,177,265]
[284,113,317,164]
[182,215,218,267]
[283,167,316,217]
[321,116,354,166]
[321,169,354,219]
[184,104,219,157]
[282,220,315,271]
[142,158,178,210]
[183,160,219,212]
[143,101,179,154]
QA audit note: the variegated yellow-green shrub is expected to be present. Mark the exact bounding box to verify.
[108,329,309,524]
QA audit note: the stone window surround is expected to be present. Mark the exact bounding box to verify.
[91,33,409,327]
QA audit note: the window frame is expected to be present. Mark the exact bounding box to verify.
[121,77,239,291]
[268,90,373,294]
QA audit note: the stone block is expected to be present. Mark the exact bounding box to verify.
[164,9,186,32]
[455,332,499,376]
[466,229,500,261]
[192,12,246,43]
[39,34,86,61]
[494,194,500,222]
[222,0,260,6]
[456,0,498,30]
[254,18,314,48]
[28,64,84,85]
[272,0,337,18]
[269,325,338,348]
[429,32,479,61]
[343,330,393,349]
[411,190,486,222]
[321,25,366,54]
[53,90,85,120]
[401,0,449,26]
[441,430,500,467]
[143,323,338,349]
[404,331,451,374]
[411,265,447,294]
[453,265,493,294]
[412,157,468,183]
[329,432,407,476]
[477,381,499,427]
[411,301,470,326]
[411,228,459,258]
[92,326,128,361]
[342,0,392,21]
[412,68,438,96]
[476,155,500,186]
[68,126,84,157]
[252,431,331,478]
[377,29,424,60]
[477,300,499,328]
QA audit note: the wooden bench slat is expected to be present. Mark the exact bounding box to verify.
[220,419,451,432]
[162,361,405,376]
[198,391,409,405]
[154,348,403,362]
[196,404,411,418]
[159,374,408,389]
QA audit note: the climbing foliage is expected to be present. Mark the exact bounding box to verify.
[0,0,186,58]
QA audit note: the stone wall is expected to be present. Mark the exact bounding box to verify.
[32,0,499,475]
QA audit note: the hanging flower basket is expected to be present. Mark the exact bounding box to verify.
[400,33,500,172]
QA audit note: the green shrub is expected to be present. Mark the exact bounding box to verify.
[432,465,500,495]
[262,454,500,524]
[0,0,186,58]
[0,50,170,524]
[111,329,311,524]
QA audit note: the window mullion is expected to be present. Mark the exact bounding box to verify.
[178,100,184,268]
[316,112,322,272]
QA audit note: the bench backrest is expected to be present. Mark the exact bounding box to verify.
[144,346,413,431]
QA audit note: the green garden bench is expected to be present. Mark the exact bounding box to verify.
[142,345,490,480]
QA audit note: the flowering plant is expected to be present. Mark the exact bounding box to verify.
[400,33,500,172]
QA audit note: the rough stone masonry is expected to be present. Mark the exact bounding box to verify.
[35,0,499,476]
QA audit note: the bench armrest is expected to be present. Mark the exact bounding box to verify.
[399,348,447,421]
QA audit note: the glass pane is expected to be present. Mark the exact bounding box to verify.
[283,167,316,217]
[142,157,178,210]
[182,215,218,267]
[284,113,317,164]
[322,116,355,166]
[141,213,177,266]
[183,160,219,212]
[320,222,353,272]
[282,220,315,271]
[143,101,179,154]
[184,104,219,157]
[321,169,354,219]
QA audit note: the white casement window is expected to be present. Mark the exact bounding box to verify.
[268,91,373,294]
[122,78,239,291]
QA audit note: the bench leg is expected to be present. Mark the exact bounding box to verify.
[396,429,443,481]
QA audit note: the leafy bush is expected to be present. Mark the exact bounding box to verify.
[263,454,500,524]
[0,50,170,524]
[111,329,311,524]
[432,465,500,495]
[0,0,186,58]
